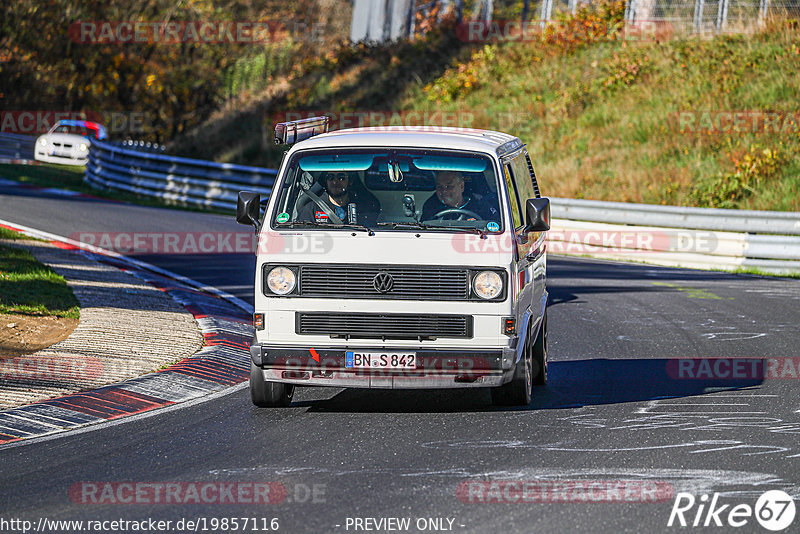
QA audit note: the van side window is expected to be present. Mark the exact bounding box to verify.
[503,164,523,229]
[511,152,536,203]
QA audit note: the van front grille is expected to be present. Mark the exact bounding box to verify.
[297,264,469,300]
[296,312,472,339]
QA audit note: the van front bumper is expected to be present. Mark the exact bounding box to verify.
[250,344,515,389]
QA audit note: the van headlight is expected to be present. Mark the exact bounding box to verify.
[79,143,88,151]
[39,138,47,146]
[473,271,503,300]
[266,266,296,295]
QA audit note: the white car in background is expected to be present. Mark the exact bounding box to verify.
[34,120,107,166]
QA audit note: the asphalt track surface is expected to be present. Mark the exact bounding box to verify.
[1,185,800,533]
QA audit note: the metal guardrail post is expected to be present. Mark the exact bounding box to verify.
[540,0,554,27]
[625,0,638,23]
[758,0,770,24]
[693,0,705,32]
[716,0,729,31]
[406,0,417,38]
[438,0,450,21]
[482,0,493,22]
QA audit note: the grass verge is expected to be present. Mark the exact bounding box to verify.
[0,232,81,319]
[398,6,800,210]
[0,227,28,240]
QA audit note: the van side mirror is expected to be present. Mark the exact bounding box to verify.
[524,197,550,232]
[236,191,262,231]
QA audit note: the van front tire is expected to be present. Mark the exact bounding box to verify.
[532,312,548,386]
[491,313,547,406]
[250,361,295,407]
[491,325,534,407]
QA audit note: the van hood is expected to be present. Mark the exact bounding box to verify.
[256,229,511,267]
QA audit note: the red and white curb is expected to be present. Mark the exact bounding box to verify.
[0,220,254,447]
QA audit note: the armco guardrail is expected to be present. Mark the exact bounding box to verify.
[0,132,36,161]
[552,197,800,235]
[550,198,800,274]
[81,139,799,274]
[85,138,276,210]
[549,219,800,274]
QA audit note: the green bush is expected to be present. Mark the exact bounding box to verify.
[691,145,788,208]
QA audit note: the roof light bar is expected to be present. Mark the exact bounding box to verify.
[496,138,523,156]
[274,116,330,145]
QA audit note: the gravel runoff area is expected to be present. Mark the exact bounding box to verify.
[0,239,203,409]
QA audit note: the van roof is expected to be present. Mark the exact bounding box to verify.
[291,126,523,156]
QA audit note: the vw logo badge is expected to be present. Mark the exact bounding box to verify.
[373,272,394,293]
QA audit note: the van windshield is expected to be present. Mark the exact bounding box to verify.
[270,149,504,233]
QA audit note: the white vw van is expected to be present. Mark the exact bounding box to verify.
[237,117,550,407]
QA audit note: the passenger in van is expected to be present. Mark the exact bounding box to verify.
[421,171,500,222]
[297,171,380,225]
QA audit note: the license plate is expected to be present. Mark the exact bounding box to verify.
[345,351,416,369]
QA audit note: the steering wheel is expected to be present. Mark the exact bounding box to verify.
[432,208,483,221]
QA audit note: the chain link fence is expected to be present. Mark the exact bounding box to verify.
[623,0,799,32]
[495,0,799,29]
[353,0,799,41]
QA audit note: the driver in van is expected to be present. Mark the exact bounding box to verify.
[421,170,500,222]
[297,171,380,225]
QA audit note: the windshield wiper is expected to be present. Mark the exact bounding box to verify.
[332,223,375,235]
[433,225,487,237]
[377,221,487,238]
[276,221,374,235]
[377,221,430,230]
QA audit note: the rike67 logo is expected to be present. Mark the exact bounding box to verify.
[668,490,796,531]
